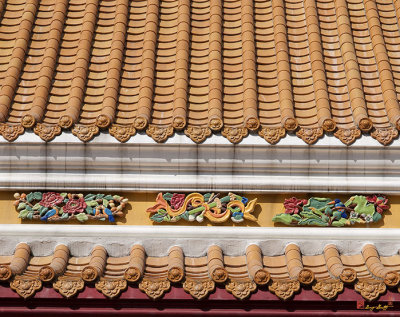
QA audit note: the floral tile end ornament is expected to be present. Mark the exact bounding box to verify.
[14,192,128,223]
[272,195,389,227]
[147,193,257,224]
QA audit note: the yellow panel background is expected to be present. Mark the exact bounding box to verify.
[0,191,398,228]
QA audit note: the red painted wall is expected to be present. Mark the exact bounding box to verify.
[0,284,399,315]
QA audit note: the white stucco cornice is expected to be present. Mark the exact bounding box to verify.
[0,225,399,257]
[0,131,399,193]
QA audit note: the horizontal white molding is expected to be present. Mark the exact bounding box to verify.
[0,131,399,193]
[0,225,399,257]
[1,174,400,193]
[3,224,400,240]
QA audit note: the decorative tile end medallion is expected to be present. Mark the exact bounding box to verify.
[147,193,257,224]
[272,195,388,227]
[14,192,128,223]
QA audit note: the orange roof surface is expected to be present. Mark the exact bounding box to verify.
[0,0,400,145]
[1,243,400,301]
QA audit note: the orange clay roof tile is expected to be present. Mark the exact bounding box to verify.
[1,0,400,143]
[2,243,400,300]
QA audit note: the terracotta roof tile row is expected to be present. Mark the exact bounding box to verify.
[1,0,400,144]
[1,242,400,301]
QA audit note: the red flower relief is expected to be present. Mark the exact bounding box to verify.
[39,192,64,208]
[170,193,186,210]
[284,197,308,214]
[64,197,87,215]
[367,195,389,214]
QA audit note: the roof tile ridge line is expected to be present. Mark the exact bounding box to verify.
[271,0,298,132]
[172,0,190,131]
[361,244,400,287]
[0,0,39,123]
[135,0,160,131]
[0,0,6,21]
[246,244,270,285]
[241,0,260,131]
[323,244,356,283]
[394,0,400,47]
[124,245,146,282]
[284,243,314,285]
[334,0,372,132]
[361,244,386,281]
[207,245,228,283]
[38,244,69,282]
[167,246,185,283]
[393,0,400,129]
[81,245,107,282]
[284,244,303,280]
[58,0,99,130]
[208,0,223,131]
[364,0,400,130]
[323,244,342,280]
[9,243,31,277]
[304,0,335,133]
[0,243,30,282]
[96,0,128,129]
[22,0,68,129]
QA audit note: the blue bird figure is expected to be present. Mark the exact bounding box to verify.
[40,208,57,221]
[104,208,115,222]
[328,199,348,219]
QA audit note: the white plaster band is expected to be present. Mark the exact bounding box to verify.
[2,225,400,240]
[0,225,399,258]
[0,132,400,193]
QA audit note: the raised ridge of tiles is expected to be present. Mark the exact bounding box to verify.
[1,243,400,301]
[1,0,400,144]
